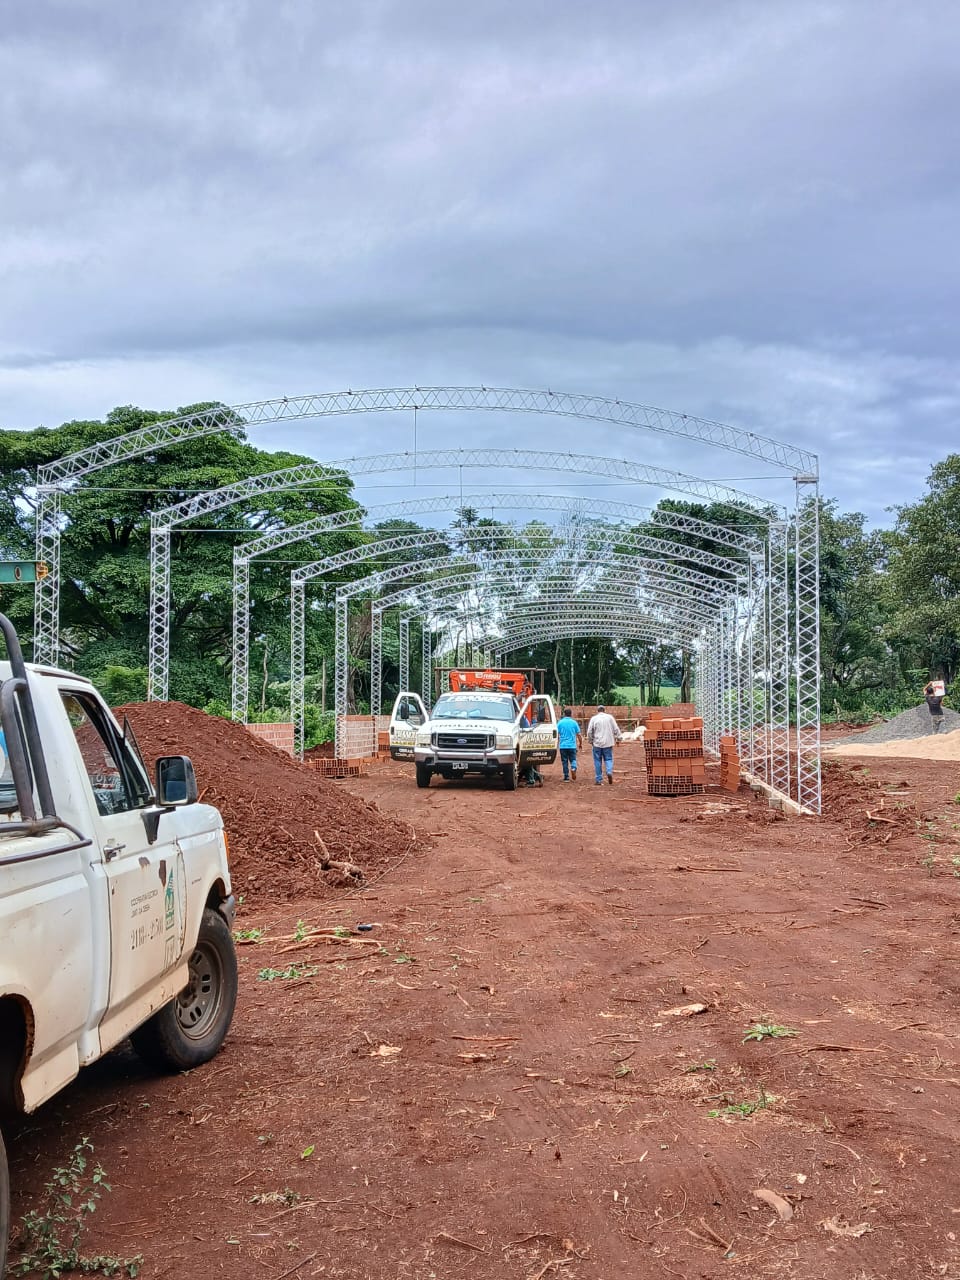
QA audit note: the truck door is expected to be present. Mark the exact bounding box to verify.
[388,692,427,760]
[58,689,187,1054]
[518,696,558,766]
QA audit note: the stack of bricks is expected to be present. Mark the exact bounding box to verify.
[719,735,741,793]
[644,713,706,796]
[376,730,391,761]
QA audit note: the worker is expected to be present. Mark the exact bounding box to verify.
[556,707,583,782]
[924,678,947,733]
[586,704,622,786]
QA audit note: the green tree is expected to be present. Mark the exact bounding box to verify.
[884,455,960,685]
[0,406,365,708]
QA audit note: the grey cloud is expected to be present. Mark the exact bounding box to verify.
[0,0,957,521]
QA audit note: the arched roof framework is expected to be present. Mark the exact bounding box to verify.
[141,449,773,707]
[30,386,817,809]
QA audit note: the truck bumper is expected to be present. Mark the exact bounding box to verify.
[414,748,515,775]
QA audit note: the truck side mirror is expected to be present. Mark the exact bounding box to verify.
[156,755,198,806]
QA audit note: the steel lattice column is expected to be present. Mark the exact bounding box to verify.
[147,527,171,701]
[370,604,383,717]
[231,551,251,721]
[794,485,822,812]
[291,583,306,758]
[767,520,792,799]
[33,487,62,664]
[399,615,411,692]
[421,620,432,709]
[334,593,349,759]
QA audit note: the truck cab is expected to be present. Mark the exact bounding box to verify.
[0,614,237,1278]
[390,688,558,789]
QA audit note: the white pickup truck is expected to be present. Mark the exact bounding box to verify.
[0,614,237,1276]
[389,689,558,789]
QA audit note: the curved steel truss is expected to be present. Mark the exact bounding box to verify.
[32,388,819,810]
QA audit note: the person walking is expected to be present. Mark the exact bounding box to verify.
[924,678,947,733]
[556,707,583,782]
[586,704,622,785]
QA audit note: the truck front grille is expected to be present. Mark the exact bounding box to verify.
[434,732,494,750]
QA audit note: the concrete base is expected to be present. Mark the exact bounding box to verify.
[740,769,812,817]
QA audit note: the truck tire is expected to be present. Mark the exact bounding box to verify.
[0,1126,9,1280]
[131,908,238,1073]
[415,764,432,788]
[502,758,519,790]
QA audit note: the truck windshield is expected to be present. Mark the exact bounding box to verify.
[432,695,515,722]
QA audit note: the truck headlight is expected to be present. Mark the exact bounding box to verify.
[415,731,431,746]
[496,734,513,748]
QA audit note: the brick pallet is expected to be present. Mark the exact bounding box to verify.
[304,757,367,779]
[644,715,706,796]
[719,734,741,793]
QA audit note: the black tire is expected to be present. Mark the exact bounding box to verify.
[415,764,432,788]
[131,908,238,1073]
[0,1126,9,1280]
[502,758,519,790]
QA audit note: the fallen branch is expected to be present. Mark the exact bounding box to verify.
[451,1034,520,1042]
[433,1231,487,1253]
[686,1218,732,1252]
[273,1249,318,1280]
[800,1043,886,1054]
[528,1258,573,1280]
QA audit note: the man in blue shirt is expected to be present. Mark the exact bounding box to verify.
[556,707,583,782]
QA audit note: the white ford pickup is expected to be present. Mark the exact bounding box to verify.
[390,689,558,789]
[0,614,237,1276]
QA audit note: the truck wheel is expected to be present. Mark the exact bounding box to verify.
[502,758,519,790]
[131,908,238,1073]
[415,764,432,788]
[0,1126,9,1280]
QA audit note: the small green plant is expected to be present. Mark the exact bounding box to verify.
[709,1088,770,1120]
[257,964,320,982]
[952,857,960,878]
[332,925,353,938]
[11,1138,142,1278]
[393,953,414,965]
[743,1023,797,1043]
[293,919,309,942]
[922,851,937,877]
[300,1145,315,1160]
[613,1063,633,1079]
[953,793,960,806]
[233,926,265,943]
[683,1059,718,1073]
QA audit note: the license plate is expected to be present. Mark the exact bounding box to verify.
[450,762,469,770]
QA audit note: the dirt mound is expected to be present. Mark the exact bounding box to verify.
[115,702,414,904]
[833,703,960,745]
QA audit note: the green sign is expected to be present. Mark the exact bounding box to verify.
[0,561,48,584]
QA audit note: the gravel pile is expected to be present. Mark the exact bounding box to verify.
[833,703,960,745]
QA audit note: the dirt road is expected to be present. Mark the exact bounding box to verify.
[9,744,960,1278]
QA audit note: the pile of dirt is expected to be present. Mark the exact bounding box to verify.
[820,759,919,848]
[833,703,960,745]
[115,702,415,904]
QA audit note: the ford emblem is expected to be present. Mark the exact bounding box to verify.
[456,737,467,744]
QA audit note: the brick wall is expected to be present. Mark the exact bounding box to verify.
[566,703,696,727]
[245,722,295,756]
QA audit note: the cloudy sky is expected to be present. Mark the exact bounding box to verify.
[2,0,957,524]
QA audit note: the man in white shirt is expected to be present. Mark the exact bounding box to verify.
[586,705,622,786]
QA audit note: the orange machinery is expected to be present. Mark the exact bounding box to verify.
[448,669,536,700]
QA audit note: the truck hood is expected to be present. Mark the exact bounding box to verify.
[426,718,509,732]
